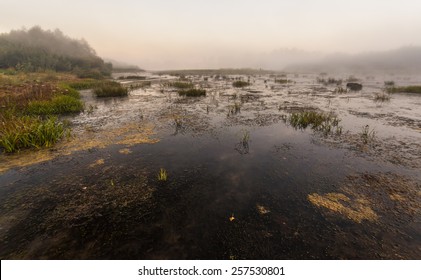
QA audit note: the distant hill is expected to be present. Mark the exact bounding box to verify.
[285,46,421,74]
[0,26,112,78]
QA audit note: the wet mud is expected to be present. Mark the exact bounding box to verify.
[1,72,420,259]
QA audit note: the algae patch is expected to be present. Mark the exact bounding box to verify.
[308,173,421,224]
[308,192,377,223]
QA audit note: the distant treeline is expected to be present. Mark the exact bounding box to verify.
[155,68,279,76]
[0,26,112,78]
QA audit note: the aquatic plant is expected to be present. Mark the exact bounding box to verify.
[232,81,250,88]
[93,81,128,97]
[274,79,291,84]
[373,92,391,102]
[241,130,250,145]
[347,76,359,82]
[387,85,421,94]
[346,82,363,91]
[118,75,146,80]
[384,81,395,87]
[0,115,66,153]
[178,89,206,97]
[289,110,342,136]
[157,168,168,181]
[317,77,342,86]
[227,103,241,116]
[334,86,347,93]
[235,130,250,154]
[361,125,375,144]
[65,79,101,90]
[171,81,194,89]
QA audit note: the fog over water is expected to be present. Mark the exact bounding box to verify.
[1,0,421,70]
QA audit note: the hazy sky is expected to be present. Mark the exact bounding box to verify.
[1,0,421,69]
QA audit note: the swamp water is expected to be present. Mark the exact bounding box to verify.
[1,73,420,259]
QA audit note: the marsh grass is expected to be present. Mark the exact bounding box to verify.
[232,81,250,88]
[0,72,91,153]
[26,95,83,115]
[118,75,146,80]
[157,168,168,181]
[235,130,250,154]
[274,79,292,84]
[317,77,342,86]
[178,89,206,97]
[171,81,194,89]
[93,81,128,97]
[374,92,391,102]
[335,86,347,93]
[227,103,241,116]
[384,81,395,87]
[0,115,66,153]
[289,110,342,136]
[65,79,101,90]
[387,86,421,94]
[129,81,151,90]
[361,125,375,144]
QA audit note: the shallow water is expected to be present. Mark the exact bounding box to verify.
[0,72,420,259]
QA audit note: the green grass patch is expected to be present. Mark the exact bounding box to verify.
[232,81,250,88]
[178,88,206,97]
[0,115,66,153]
[387,86,421,94]
[26,95,83,115]
[93,81,128,97]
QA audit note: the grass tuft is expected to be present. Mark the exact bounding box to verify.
[232,81,250,88]
[178,88,206,97]
[171,82,194,89]
[157,168,168,181]
[289,110,342,136]
[373,92,391,102]
[0,116,66,153]
[361,125,375,144]
[93,81,128,97]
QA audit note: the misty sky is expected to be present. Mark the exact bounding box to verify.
[1,0,421,70]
